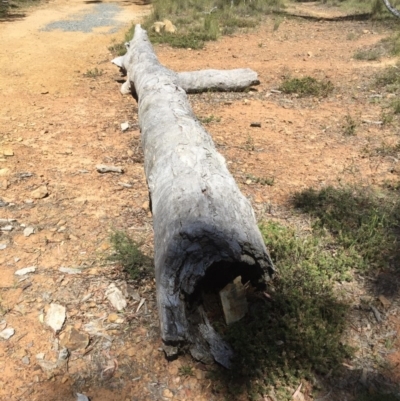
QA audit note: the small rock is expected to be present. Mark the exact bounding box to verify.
[127,149,134,157]
[21,356,30,365]
[59,267,82,275]
[105,283,127,311]
[96,164,124,174]
[3,149,14,157]
[15,266,36,276]
[0,327,15,340]
[162,388,174,398]
[142,201,149,210]
[37,359,57,371]
[36,353,45,360]
[0,168,9,176]
[0,225,13,231]
[45,303,66,332]
[60,326,89,351]
[195,370,207,380]
[58,348,69,361]
[31,185,48,199]
[0,199,9,207]
[23,227,35,237]
[245,179,252,185]
[76,394,90,401]
[107,313,119,323]
[250,122,261,127]
[0,244,6,250]
[378,295,391,309]
[121,122,130,132]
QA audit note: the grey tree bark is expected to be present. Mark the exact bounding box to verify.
[113,25,274,367]
[112,57,259,95]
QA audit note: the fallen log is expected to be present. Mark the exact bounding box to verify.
[113,25,274,367]
[112,56,259,95]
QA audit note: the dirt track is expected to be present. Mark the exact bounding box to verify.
[0,1,400,400]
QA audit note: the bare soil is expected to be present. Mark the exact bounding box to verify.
[0,1,399,400]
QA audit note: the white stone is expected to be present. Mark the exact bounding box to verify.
[59,267,82,274]
[0,327,15,340]
[23,227,35,237]
[15,266,36,276]
[45,303,66,332]
[105,283,127,311]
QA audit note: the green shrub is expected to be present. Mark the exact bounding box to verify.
[109,231,152,279]
[279,76,334,97]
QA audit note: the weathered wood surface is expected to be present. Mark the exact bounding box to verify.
[112,58,259,95]
[113,25,274,367]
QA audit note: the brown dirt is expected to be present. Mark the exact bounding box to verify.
[0,1,399,400]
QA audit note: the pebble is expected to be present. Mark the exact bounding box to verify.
[0,244,6,250]
[105,283,127,311]
[23,227,35,237]
[96,164,124,174]
[36,353,45,360]
[3,149,14,156]
[21,356,30,365]
[31,185,48,199]
[121,122,130,132]
[15,266,36,276]
[59,267,82,274]
[60,326,89,351]
[107,313,119,323]
[162,389,174,398]
[45,303,66,332]
[0,327,15,340]
[76,394,90,401]
[1,225,13,231]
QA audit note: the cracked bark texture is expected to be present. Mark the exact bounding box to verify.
[113,25,274,366]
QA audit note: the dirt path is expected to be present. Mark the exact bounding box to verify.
[0,1,399,400]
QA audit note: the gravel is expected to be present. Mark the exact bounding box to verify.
[41,3,123,33]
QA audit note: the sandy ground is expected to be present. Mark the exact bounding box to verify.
[0,0,399,400]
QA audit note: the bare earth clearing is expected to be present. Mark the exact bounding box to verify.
[0,1,400,400]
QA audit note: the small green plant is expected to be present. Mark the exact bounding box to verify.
[375,63,400,91]
[199,115,221,124]
[380,31,400,56]
[246,173,275,186]
[382,111,394,125]
[346,32,358,41]
[373,141,400,157]
[108,41,127,56]
[83,68,103,78]
[219,221,352,400]
[293,186,400,271]
[392,99,400,114]
[178,365,194,377]
[279,76,334,97]
[109,231,152,279]
[244,135,255,151]
[353,48,381,61]
[273,16,283,31]
[342,114,357,136]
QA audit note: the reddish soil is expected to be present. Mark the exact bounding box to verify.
[0,1,399,400]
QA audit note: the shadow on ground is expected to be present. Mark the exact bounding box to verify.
[209,185,400,401]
